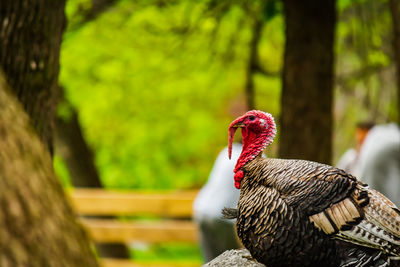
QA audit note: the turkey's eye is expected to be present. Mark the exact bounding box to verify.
[248,115,256,121]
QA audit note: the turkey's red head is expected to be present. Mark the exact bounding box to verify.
[228,110,276,188]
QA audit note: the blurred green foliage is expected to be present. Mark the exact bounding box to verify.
[60,0,282,189]
[334,0,398,160]
[58,0,398,189]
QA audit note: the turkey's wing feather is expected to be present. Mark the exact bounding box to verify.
[310,197,363,234]
[283,166,357,214]
[310,183,400,256]
[247,158,357,215]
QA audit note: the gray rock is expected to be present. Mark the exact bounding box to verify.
[203,249,265,267]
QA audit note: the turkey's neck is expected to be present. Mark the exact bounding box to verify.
[234,128,267,174]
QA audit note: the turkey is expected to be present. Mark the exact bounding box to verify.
[224,110,400,267]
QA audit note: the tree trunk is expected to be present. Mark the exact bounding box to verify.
[69,0,118,31]
[55,98,131,258]
[55,107,103,188]
[279,0,336,164]
[389,0,400,124]
[54,0,131,256]
[244,17,264,110]
[0,0,99,264]
[0,76,98,266]
[0,0,66,153]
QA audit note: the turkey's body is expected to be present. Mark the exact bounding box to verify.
[235,156,400,267]
[227,110,400,267]
[238,178,338,266]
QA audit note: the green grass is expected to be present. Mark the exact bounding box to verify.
[130,242,202,263]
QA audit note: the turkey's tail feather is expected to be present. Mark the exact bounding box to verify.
[339,248,387,267]
[336,240,400,267]
[222,207,238,219]
[336,187,400,257]
[310,183,400,258]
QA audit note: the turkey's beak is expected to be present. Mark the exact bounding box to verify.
[228,121,245,159]
[232,122,245,128]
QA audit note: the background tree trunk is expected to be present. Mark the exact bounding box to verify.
[69,0,118,31]
[55,0,131,256]
[389,0,400,124]
[244,17,263,110]
[279,0,336,164]
[55,102,103,188]
[55,96,131,258]
[0,0,66,153]
[0,75,98,266]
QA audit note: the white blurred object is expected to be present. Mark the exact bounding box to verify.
[356,124,400,206]
[336,148,357,174]
[193,143,241,220]
[193,143,242,262]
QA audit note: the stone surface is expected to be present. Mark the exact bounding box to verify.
[204,249,265,267]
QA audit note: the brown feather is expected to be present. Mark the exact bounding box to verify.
[309,212,336,235]
[235,156,400,266]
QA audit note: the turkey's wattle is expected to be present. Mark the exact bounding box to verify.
[226,110,400,267]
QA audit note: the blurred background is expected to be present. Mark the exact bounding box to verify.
[57,0,398,188]
[59,0,399,264]
[0,0,399,266]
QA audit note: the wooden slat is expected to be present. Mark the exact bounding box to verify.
[81,219,198,243]
[100,258,200,267]
[68,189,198,217]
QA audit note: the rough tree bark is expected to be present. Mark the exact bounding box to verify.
[389,0,400,124]
[0,0,66,153]
[0,75,98,266]
[0,0,99,265]
[279,0,336,164]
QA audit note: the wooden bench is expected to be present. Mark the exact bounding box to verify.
[68,189,200,267]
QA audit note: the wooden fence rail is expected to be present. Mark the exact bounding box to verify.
[70,189,198,217]
[80,219,198,243]
[68,189,200,267]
